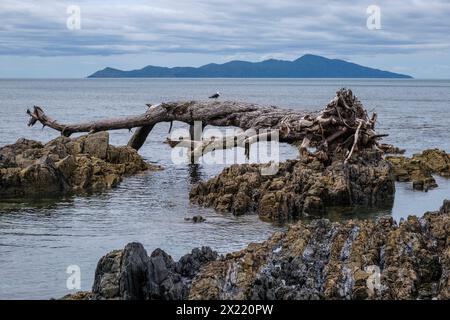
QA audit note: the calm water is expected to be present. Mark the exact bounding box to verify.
[0,79,449,299]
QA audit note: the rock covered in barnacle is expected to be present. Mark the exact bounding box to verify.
[189,149,395,221]
[387,149,450,191]
[189,200,450,300]
[0,131,161,197]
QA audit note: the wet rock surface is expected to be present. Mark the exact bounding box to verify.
[190,150,395,221]
[387,149,450,191]
[0,132,160,197]
[67,200,449,300]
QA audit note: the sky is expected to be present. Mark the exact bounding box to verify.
[0,0,449,78]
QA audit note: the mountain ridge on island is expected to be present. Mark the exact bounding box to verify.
[88,54,412,78]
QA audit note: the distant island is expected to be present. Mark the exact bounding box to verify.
[88,54,412,78]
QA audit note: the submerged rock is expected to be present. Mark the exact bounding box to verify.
[0,132,161,197]
[387,149,450,191]
[190,150,395,221]
[69,200,449,300]
[185,215,206,223]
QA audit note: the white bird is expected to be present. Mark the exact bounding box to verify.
[209,92,220,99]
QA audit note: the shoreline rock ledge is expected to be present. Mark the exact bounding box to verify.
[65,200,449,300]
[0,131,161,197]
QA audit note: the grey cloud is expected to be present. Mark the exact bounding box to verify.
[0,0,449,59]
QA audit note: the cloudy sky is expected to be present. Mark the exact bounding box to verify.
[0,0,449,78]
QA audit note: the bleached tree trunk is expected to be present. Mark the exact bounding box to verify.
[27,89,383,161]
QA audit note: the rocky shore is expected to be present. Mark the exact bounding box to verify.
[387,149,450,191]
[190,149,395,221]
[2,125,448,300]
[189,148,450,222]
[0,131,160,197]
[65,200,449,300]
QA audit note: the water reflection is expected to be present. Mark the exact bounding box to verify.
[187,164,203,184]
[2,174,448,222]
[307,205,392,223]
[391,176,450,220]
[0,195,75,212]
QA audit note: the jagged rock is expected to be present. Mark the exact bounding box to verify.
[92,249,123,299]
[89,242,217,300]
[0,132,161,197]
[70,200,449,300]
[190,150,395,221]
[387,149,450,191]
[189,200,450,300]
[119,243,151,300]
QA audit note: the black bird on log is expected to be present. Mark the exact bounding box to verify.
[209,92,220,99]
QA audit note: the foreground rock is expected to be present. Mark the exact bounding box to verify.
[190,150,395,221]
[0,132,160,197]
[66,243,217,300]
[191,200,450,300]
[387,149,450,191]
[69,200,449,300]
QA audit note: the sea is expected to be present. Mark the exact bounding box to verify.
[0,78,449,299]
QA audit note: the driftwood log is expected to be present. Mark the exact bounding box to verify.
[26,89,384,163]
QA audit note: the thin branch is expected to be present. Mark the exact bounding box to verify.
[344,120,363,164]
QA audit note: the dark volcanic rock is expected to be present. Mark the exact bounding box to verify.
[190,150,395,221]
[119,243,150,300]
[90,242,218,300]
[0,132,161,197]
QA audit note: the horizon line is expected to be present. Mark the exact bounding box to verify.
[7,77,450,80]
